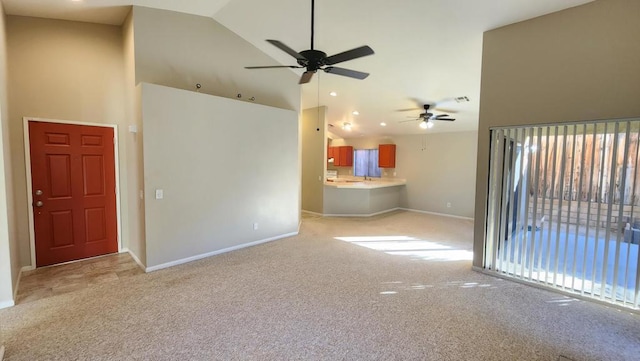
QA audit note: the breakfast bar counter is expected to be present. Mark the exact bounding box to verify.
[323,179,406,216]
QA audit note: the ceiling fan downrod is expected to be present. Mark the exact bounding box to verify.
[310,0,315,50]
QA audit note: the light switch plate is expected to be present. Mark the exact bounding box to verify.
[155,189,163,200]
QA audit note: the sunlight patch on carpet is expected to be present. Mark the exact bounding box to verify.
[335,235,473,261]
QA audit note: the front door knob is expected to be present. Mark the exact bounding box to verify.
[35,189,43,196]
[35,201,43,207]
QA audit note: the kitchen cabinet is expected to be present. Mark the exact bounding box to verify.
[338,146,353,167]
[328,146,336,161]
[328,146,353,167]
[378,144,396,168]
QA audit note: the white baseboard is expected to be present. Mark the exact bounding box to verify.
[323,207,401,218]
[401,208,474,221]
[12,265,33,302]
[301,210,323,216]
[0,300,15,309]
[145,231,299,273]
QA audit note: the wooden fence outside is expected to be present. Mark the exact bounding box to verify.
[530,132,640,206]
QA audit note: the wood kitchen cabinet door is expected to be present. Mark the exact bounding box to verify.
[379,144,396,168]
[339,146,353,167]
[332,146,341,165]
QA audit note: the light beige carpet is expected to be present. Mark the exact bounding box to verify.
[1,210,639,360]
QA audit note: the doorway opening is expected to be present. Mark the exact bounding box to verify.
[484,119,640,310]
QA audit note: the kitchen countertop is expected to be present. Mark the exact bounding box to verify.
[324,178,406,189]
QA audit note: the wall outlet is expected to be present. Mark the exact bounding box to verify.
[155,189,163,200]
[447,202,451,208]
[253,222,258,230]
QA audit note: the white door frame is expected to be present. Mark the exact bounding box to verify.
[23,117,123,269]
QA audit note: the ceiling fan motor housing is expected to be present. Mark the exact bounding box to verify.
[298,50,327,71]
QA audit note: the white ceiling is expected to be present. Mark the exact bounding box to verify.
[3,0,594,137]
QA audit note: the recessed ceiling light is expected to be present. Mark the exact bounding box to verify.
[352,111,359,115]
[329,91,337,97]
[380,122,387,127]
[342,122,352,131]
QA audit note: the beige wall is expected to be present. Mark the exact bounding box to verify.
[132,6,300,112]
[141,83,299,268]
[301,107,327,214]
[6,16,129,268]
[396,132,477,218]
[330,132,478,218]
[122,11,146,266]
[474,0,640,266]
[131,7,301,268]
[0,2,16,307]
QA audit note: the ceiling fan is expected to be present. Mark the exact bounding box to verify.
[400,104,456,129]
[244,0,374,84]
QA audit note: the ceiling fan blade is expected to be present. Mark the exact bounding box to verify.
[433,107,458,114]
[324,46,374,65]
[433,114,451,119]
[245,65,303,69]
[399,119,418,123]
[299,71,314,84]
[323,66,369,80]
[266,40,306,60]
[437,118,456,121]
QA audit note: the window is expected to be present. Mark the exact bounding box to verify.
[354,149,381,178]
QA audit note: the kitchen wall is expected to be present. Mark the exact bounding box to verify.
[141,83,299,269]
[301,106,327,214]
[5,16,129,268]
[475,0,640,267]
[0,2,16,308]
[330,131,478,219]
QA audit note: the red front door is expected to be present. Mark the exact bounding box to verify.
[29,121,118,267]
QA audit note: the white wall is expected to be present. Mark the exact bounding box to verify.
[474,0,640,266]
[141,83,299,268]
[6,16,129,269]
[330,132,478,218]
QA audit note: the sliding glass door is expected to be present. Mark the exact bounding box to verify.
[485,119,640,310]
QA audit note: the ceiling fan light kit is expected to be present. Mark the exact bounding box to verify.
[245,0,374,84]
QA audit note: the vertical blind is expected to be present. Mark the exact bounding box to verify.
[485,120,640,310]
[354,149,381,178]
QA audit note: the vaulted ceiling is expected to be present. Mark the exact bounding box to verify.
[2,0,594,137]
